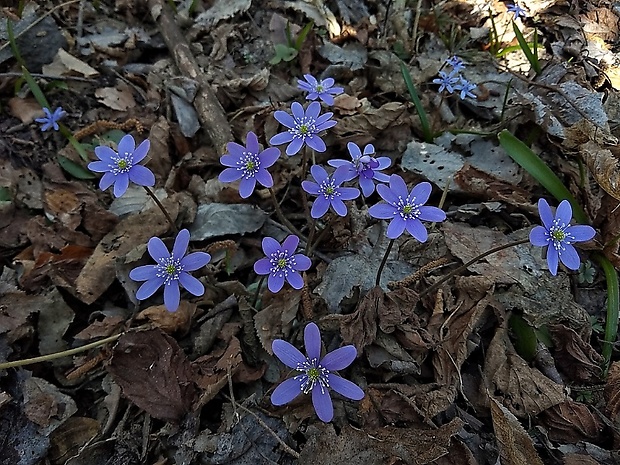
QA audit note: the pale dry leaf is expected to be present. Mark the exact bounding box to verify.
[580,140,620,201]
[42,48,99,77]
[8,98,46,124]
[95,83,136,111]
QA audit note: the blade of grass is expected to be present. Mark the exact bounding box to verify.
[400,61,433,143]
[597,254,619,370]
[512,22,541,74]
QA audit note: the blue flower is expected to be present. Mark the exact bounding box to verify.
[253,235,312,293]
[529,199,595,275]
[446,56,466,73]
[301,165,360,218]
[269,102,337,156]
[35,107,66,132]
[507,3,527,20]
[432,71,459,94]
[297,74,344,106]
[271,322,364,422]
[88,134,156,197]
[129,229,211,312]
[327,142,391,197]
[219,131,280,198]
[454,78,477,100]
[368,175,446,240]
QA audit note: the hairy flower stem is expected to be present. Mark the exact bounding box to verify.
[300,147,311,221]
[305,218,316,254]
[0,333,123,370]
[307,216,336,256]
[143,186,179,233]
[268,188,305,239]
[376,239,396,286]
[419,237,531,297]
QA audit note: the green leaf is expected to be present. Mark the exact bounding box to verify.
[400,61,433,143]
[0,186,12,202]
[512,22,541,74]
[269,44,298,64]
[295,21,314,51]
[57,156,95,180]
[510,314,538,361]
[498,130,587,223]
[596,253,619,370]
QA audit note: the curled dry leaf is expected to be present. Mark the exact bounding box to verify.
[106,329,197,423]
[549,324,604,383]
[541,400,605,443]
[580,140,620,201]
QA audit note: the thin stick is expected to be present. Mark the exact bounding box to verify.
[0,333,122,370]
[375,239,396,286]
[269,188,304,238]
[419,237,530,297]
[143,186,178,233]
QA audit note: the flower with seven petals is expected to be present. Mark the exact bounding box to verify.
[129,229,211,312]
[269,102,336,156]
[297,74,344,105]
[219,131,280,198]
[529,199,595,276]
[301,165,360,218]
[36,106,66,132]
[254,235,312,293]
[88,134,155,197]
[271,322,364,422]
[369,175,446,240]
[327,142,391,197]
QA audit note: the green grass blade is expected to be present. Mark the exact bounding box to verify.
[596,254,619,370]
[498,129,585,222]
[400,61,433,143]
[512,22,541,74]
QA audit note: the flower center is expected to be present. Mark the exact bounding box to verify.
[293,116,317,140]
[316,84,324,92]
[299,124,309,135]
[156,256,184,284]
[111,152,133,174]
[270,251,295,278]
[295,358,330,394]
[549,219,572,250]
[396,196,421,220]
[237,151,260,179]
[320,180,339,199]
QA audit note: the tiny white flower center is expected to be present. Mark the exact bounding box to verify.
[293,117,317,140]
[316,84,324,92]
[237,151,260,179]
[111,152,133,174]
[396,196,421,220]
[548,219,572,251]
[269,251,295,278]
[294,358,330,394]
[320,179,339,199]
[156,257,184,284]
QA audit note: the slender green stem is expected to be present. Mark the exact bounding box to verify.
[251,276,266,309]
[0,333,122,370]
[307,216,335,256]
[419,238,530,297]
[268,187,304,238]
[143,186,178,233]
[300,147,311,221]
[376,239,396,286]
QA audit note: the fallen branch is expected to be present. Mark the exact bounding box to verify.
[147,0,233,154]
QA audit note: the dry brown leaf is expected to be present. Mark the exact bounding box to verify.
[604,361,620,430]
[95,83,136,111]
[331,100,410,138]
[340,285,381,353]
[489,395,545,465]
[549,324,603,383]
[42,48,99,77]
[8,97,46,124]
[541,400,605,443]
[580,140,620,201]
[136,300,197,334]
[48,417,100,464]
[254,287,301,354]
[106,329,197,423]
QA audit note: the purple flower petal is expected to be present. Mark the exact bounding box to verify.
[268,273,285,293]
[319,94,334,105]
[88,160,111,173]
[286,270,304,289]
[305,135,326,152]
[292,253,312,271]
[405,219,428,242]
[388,174,409,197]
[304,323,321,361]
[376,183,399,205]
[239,177,257,198]
[117,134,135,157]
[537,198,554,229]
[226,142,246,158]
[559,243,581,270]
[302,180,320,195]
[262,236,281,256]
[181,252,211,271]
[281,235,300,254]
[259,147,281,168]
[547,247,559,275]
[93,145,115,162]
[320,345,356,370]
[312,387,333,422]
[246,131,259,154]
[555,200,573,225]
[136,277,165,300]
[376,157,391,169]
[310,165,329,184]
[172,229,190,259]
[566,225,595,242]
[128,165,155,186]
[219,154,237,168]
[332,165,350,185]
[347,142,362,160]
[274,110,296,129]
[254,169,274,188]
[286,137,304,156]
[273,339,307,368]
[129,265,158,281]
[291,102,305,121]
[132,139,150,163]
[359,177,375,197]
[328,375,365,400]
[113,173,130,197]
[271,377,304,405]
[306,101,322,120]
[99,172,116,191]
[418,206,446,222]
[338,187,360,201]
[270,131,294,146]
[369,203,396,219]
[529,226,549,246]
[179,273,204,296]
[311,197,330,218]
[164,282,181,311]
[254,257,272,275]
[331,198,348,216]
[148,236,170,261]
[219,167,243,183]
[409,181,432,204]
[386,216,406,239]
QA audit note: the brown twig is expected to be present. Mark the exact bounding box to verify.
[147,0,233,154]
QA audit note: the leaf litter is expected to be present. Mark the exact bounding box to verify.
[1,0,620,463]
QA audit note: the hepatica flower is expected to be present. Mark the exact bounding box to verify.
[219,131,280,198]
[254,235,311,293]
[129,229,211,312]
[529,199,595,276]
[328,142,391,197]
[269,101,336,156]
[35,106,66,132]
[301,165,360,218]
[88,134,155,197]
[297,74,344,105]
[369,175,446,240]
[271,322,364,422]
